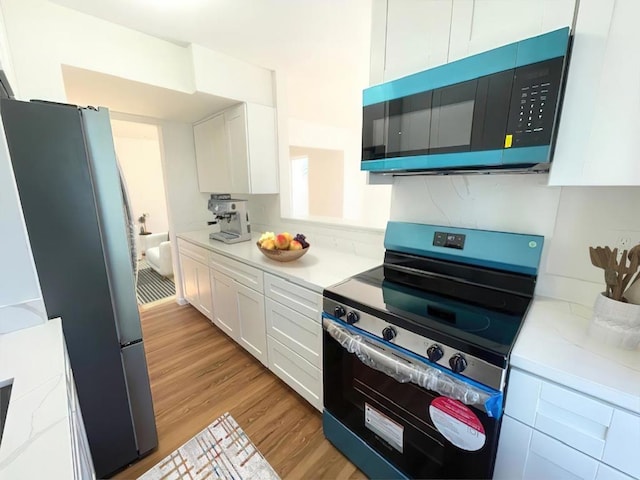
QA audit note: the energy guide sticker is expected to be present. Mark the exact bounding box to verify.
[364,403,404,453]
[429,397,486,451]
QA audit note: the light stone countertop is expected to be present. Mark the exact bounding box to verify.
[0,318,76,478]
[177,229,383,293]
[512,297,640,414]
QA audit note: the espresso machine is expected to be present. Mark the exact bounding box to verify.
[207,195,251,244]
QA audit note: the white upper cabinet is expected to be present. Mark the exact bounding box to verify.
[194,112,229,193]
[549,0,640,186]
[383,0,453,82]
[371,0,575,85]
[193,102,278,194]
[449,0,575,61]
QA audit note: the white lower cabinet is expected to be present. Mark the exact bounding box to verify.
[236,281,268,365]
[264,273,323,411]
[210,270,239,339]
[265,298,321,368]
[496,416,598,480]
[495,368,639,480]
[209,255,268,367]
[179,253,213,320]
[177,238,325,411]
[178,239,213,320]
[267,336,323,411]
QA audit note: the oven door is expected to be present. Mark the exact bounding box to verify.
[322,315,501,479]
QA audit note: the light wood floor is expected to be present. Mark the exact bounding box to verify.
[114,301,365,479]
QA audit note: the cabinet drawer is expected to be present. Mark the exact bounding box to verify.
[267,336,322,412]
[265,298,321,368]
[506,369,613,459]
[264,273,322,320]
[209,251,263,292]
[596,463,635,480]
[602,409,640,478]
[525,430,599,480]
[177,238,209,264]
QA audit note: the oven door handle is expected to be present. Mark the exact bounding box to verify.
[322,315,503,418]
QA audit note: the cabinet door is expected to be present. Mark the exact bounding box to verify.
[449,0,575,62]
[494,415,533,480]
[495,415,600,480]
[193,113,231,193]
[211,270,239,340]
[224,104,250,194]
[267,336,323,411]
[235,280,267,366]
[245,103,278,194]
[195,262,213,320]
[524,430,599,480]
[180,254,198,305]
[384,0,452,81]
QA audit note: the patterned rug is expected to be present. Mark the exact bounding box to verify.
[137,267,175,305]
[138,413,280,480]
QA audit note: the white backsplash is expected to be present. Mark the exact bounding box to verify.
[390,174,561,237]
[391,176,640,307]
[238,176,640,307]
[239,193,385,259]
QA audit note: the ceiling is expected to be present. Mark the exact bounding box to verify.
[53,0,372,132]
[50,0,371,75]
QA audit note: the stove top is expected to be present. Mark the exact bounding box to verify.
[324,266,530,365]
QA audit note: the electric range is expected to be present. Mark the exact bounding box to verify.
[321,221,544,479]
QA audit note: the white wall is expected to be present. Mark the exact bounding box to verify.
[190,44,274,107]
[0,0,195,102]
[0,5,46,334]
[112,122,169,235]
[0,0,274,106]
[0,115,47,334]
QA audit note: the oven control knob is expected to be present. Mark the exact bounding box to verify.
[333,305,346,318]
[449,353,468,373]
[382,326,397,341]
[426,344,444,362]
[346,311,360,325]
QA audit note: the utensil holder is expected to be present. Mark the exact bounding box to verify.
[588,293,640,350]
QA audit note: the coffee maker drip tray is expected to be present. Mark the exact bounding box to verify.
[209,231,248,244]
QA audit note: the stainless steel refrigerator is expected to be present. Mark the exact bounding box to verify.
[1,99,158,478]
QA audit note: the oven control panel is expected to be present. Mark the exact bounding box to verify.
[433,231,465,249]
[323,298,506,391]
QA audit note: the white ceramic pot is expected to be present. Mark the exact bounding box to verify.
[588,293,640,350]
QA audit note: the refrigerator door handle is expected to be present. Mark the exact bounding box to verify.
[81,107,143,345]
[115,155,138,279]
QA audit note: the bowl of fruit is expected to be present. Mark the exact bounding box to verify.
[257,232,310,262]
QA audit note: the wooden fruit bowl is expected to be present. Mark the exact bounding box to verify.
[256,242,310,262]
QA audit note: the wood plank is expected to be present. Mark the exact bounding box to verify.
[114,301,364,479]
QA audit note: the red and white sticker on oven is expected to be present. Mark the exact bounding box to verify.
[429,397,485,451]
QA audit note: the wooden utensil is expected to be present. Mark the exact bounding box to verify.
[590,246,618,297]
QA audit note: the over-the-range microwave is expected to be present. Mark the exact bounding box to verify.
[362,27,571,175]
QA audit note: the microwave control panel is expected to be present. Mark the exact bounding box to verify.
[507,56,565,149]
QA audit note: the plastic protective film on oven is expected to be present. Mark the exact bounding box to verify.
[322,315,503,418]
